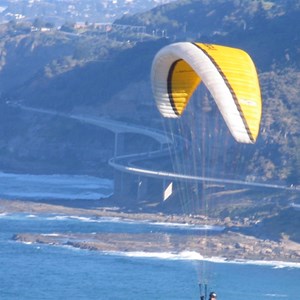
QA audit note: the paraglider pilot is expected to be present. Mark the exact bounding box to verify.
[209,292,217,300]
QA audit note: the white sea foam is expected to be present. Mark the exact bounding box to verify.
[41,233,61,237]
[42,213,223,232]
[148,221,225,231]
[26,214,37,218]
[94,217,224,232]
[46,215,70,221]
[102,250,300,268]
[204,256,300,269]
[69,216,96,223]
[264,293,288,298]
[45,214,121,224]
[105,250,204,261]
[80,216,225,231]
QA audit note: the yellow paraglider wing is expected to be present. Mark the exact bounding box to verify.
[151,42,262,144]
[168,59,201,115]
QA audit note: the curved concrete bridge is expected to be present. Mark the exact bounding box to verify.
[13,104,299,203]
[14,104,177,201]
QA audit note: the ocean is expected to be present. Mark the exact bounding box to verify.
[0,173,299,300]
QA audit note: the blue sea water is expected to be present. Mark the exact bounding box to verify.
[0,172,113,200]
[0,173,299,300]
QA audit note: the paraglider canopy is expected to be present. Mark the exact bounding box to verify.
[151,42,262,144]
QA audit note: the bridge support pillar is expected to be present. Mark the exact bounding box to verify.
[114,133,125,158]
[113,170,133,197]
[137,176,148,201]
[113,171,169,203]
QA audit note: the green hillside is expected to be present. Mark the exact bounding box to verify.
[0,0,299,189]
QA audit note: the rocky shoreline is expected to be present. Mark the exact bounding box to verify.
[1,199,300,263]
[13,231,300,263]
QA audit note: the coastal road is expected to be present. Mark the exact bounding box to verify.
[13,103,299,193]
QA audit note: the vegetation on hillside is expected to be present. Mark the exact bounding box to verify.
[0,0,298,186]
